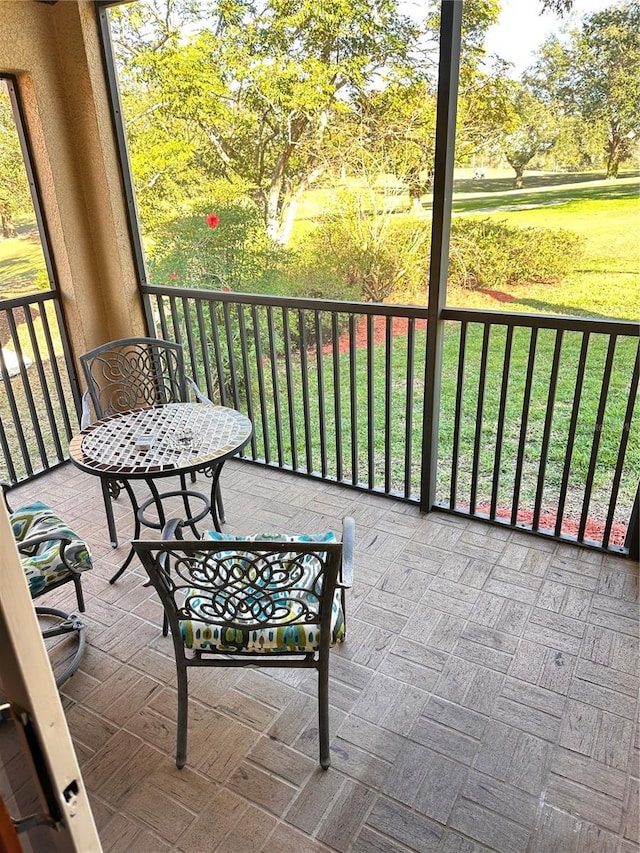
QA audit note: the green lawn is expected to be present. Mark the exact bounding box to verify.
[235,315,637,526]
[2,171,639,539]
[0,227,47,300]
[447,180,640,322]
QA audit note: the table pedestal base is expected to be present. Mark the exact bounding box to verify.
[107,462,225,584]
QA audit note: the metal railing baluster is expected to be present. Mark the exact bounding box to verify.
[555,332,591,537]
[332,312,343,483]
[267,306,285,468]
[282,307,298,471]
[404,317,415,501]
[384,316,393,495]
[450,321,467,510]
[532,329,564,531]
[208,300,226,407]
[489,325,513,521]
[603,342,639,549]
[578,335,618,542]
[315,311,327,479]
[237,303,257,458]
[251,305,270,465]
[511,328,539,527]
[349,313,358,487]
[299,310,313,474]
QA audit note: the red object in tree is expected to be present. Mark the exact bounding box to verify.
[168,272,178,279]
[205,212,220,228]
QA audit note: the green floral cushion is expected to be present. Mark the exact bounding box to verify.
[179,531,345,653]
[10,501,93,599]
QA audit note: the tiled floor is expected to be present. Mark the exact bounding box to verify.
[2,459,639,852]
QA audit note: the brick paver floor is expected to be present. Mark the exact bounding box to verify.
[2,459,638,852]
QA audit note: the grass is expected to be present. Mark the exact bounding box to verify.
[2,170,639,543]
[447,185,640,322]
[235,318,638,528]
[0,226,47,300]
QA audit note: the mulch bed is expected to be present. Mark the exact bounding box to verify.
[472,503,628,548]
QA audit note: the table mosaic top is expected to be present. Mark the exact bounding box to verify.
[69,403,252,478]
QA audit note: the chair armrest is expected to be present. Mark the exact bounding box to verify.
[17,532,84,577]
[80,390,92,429]
[1,482,12,514]
[186,377,212,405]
[341,516,355,588]
[18,531,72,552]
[161,518,184,541]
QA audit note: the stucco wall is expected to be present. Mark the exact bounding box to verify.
[0,0,145,371]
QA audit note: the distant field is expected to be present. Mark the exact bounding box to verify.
[447,184,640,323]
[294,170,640,321]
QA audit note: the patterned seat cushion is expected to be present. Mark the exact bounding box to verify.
[179,531,345,653]
[10,501,93,599]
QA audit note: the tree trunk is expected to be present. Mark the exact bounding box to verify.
[606,126,622,179]
[277,196,299,246]
[265,178,284,243]
[1,206,16,239]
[513,165,524,189]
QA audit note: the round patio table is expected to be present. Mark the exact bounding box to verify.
[69,402,252,582]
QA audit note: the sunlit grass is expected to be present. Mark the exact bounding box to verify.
[447,190,640,321]
[0,230,47,300]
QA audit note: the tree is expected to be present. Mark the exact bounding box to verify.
[502,87,558,188]
[529,2,640,178]
[0,84,32,239]
[111,0,424,243]
[539,0,573,16]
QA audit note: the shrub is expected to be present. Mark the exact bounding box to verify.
[291,203,431,304]
[448,218,583,290]
[148,196,284,293]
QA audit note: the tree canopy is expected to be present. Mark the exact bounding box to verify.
[528,1,640,178]
[0,84,32,239]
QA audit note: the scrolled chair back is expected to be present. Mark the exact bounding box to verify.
[139,532,345,655]
[80,337,188,419]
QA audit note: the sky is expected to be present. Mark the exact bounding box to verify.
[483,0,616,76]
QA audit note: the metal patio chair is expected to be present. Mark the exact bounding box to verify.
[80,336,224,547]
[4,488,93,686]
[134,517,355,769]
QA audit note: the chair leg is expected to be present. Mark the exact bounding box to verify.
[72,575,86,613]
[176,662,189,769]
[101,478,119,548]
[318,655,331,770]
[215,482,225,524]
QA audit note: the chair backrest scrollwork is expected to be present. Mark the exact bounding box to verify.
[80,337,188,419]
[137,538,344,651]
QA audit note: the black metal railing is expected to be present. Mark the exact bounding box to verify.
[0,291,80,483]
[2,282,636,555]
[144,284,639,555]
[145,285,429,501]
[438,308,639,553]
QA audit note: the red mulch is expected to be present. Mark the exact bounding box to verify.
[471,503,627,547]
[320,314,428,355]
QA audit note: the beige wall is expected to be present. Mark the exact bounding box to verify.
[0,0,145,372]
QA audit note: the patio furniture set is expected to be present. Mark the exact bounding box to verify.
[5,337,354,771]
